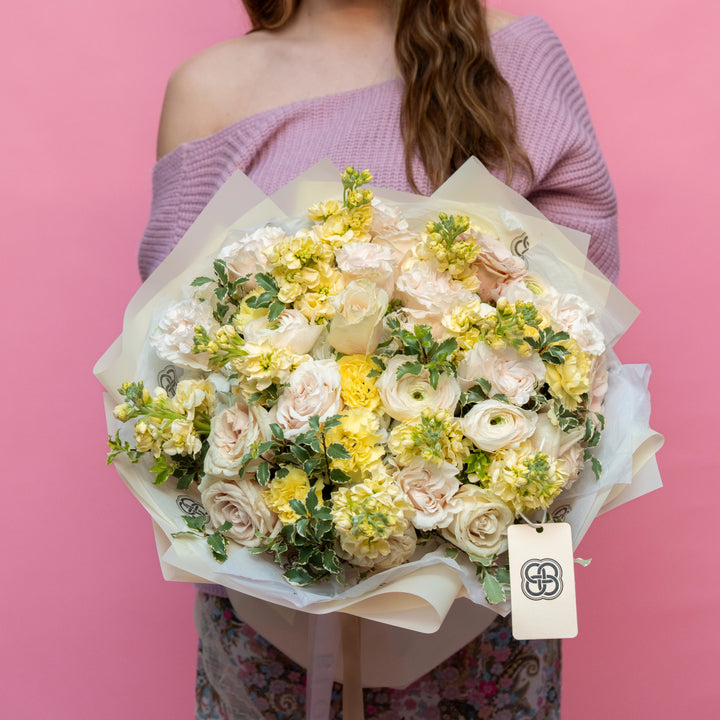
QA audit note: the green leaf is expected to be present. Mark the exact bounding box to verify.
[305,486,319,513]
[483,572,506,605]
[396,361,423,379]
[217,521,232,532]
[183,515,207,532]
[214,286,228,300]
[445,546,460,560]
[207,532,229,563]
[326,442,351,460]
[288,498,306,516]
[284,567,314,586]
[256,461,270,486]
[330,468,351,484]
[322,549,341,574]
[255,273,279,293]
[574,557,592,567]
[270,423,284,440]
[468,553,493,567]
[495,567,511,585]
[213,259,229,284]
[268,300,285,322]
[191,276,213,287]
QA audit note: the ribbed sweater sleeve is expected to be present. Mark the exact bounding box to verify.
[496,21,619,281]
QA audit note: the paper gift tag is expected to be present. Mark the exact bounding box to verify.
[507,523,578,640]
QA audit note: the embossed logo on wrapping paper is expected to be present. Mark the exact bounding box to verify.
[158,364,183,396]
[520,558,564,601]
[511,232,530,256]
[176,496,206,518]
[551,504,571,523]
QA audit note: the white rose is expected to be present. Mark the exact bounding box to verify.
[273,359,343,438]
[457,343,545,405]
[498,273,549,304]
[462,400,537,452]
[218,226,287,280]
[204,402,271,478]
[395,459,462,530]
[335,241,396,297]
[200,478,281,547]
[441,485,514,557]
[243,309,323,355]
[327,279,388,354]
[377,355,461,422]
[151,298,217,370]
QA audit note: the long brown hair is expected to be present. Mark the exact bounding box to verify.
[242,0,532,191]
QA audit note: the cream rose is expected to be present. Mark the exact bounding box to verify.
[457,343,545,405]
[204,402,271,478]
[468,230,526,301]
[377,355,461,422]
[334,241,396,297]
[218,226,287,280]
[151,298,217,371]
[242,309,323,355]
[273,359,343,438]
[200,477,281,547]
[462,400,537,452]
[395,262,476,330]
[441,485,513,557]
[395,459,462,530]
[548,293,605,356]
[370,202,419,266]
[327,279,388,354]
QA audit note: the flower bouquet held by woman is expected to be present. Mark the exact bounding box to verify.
[97,161,661,718]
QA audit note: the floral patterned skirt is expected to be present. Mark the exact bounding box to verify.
[194,592,561,720]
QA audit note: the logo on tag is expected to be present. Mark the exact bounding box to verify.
[520,558,564,601]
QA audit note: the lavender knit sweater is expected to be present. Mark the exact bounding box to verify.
[139,14,618,282]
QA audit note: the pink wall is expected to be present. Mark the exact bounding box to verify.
[2,1,716,717]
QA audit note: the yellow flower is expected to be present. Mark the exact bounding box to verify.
[307,200,341,222]
[232,341,308,395]
[337,355,381,411]
[265,468,322,524]
[325,408,386,481]
[232,294,267,332]
[388,409,471,467]
[545,338,592,410]
[487,442,569,514]
[331,478,412,565]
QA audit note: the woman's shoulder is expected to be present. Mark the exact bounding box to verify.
[156,33,278,159]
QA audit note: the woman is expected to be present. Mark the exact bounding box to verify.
[140,1,618,718]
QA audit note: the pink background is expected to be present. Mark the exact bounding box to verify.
[2,1,717,717]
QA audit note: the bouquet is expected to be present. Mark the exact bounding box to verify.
[96,159,662,693]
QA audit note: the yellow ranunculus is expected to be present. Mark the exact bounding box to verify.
[325,408,385,481]
[337,355,381,411]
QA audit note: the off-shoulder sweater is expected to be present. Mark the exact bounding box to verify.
[138,15,619,282]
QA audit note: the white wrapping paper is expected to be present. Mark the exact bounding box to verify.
[96,158,663,694]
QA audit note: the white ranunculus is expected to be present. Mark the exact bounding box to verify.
[377,355,461,422]
[441,485,513,558]
[327,279,388,354]
[151,298,217,370]
[200,477,281,548]
[218,226,287,280]
[457,343,545,405]
[335,241,396,297]
[242,309,323,355]
[395,459,462,530]
[204,402,271,478]
[273,359,343,438]
[462,400,537,452]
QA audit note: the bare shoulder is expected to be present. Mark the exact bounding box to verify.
[156,33,274,159]
[485,8,519,35]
